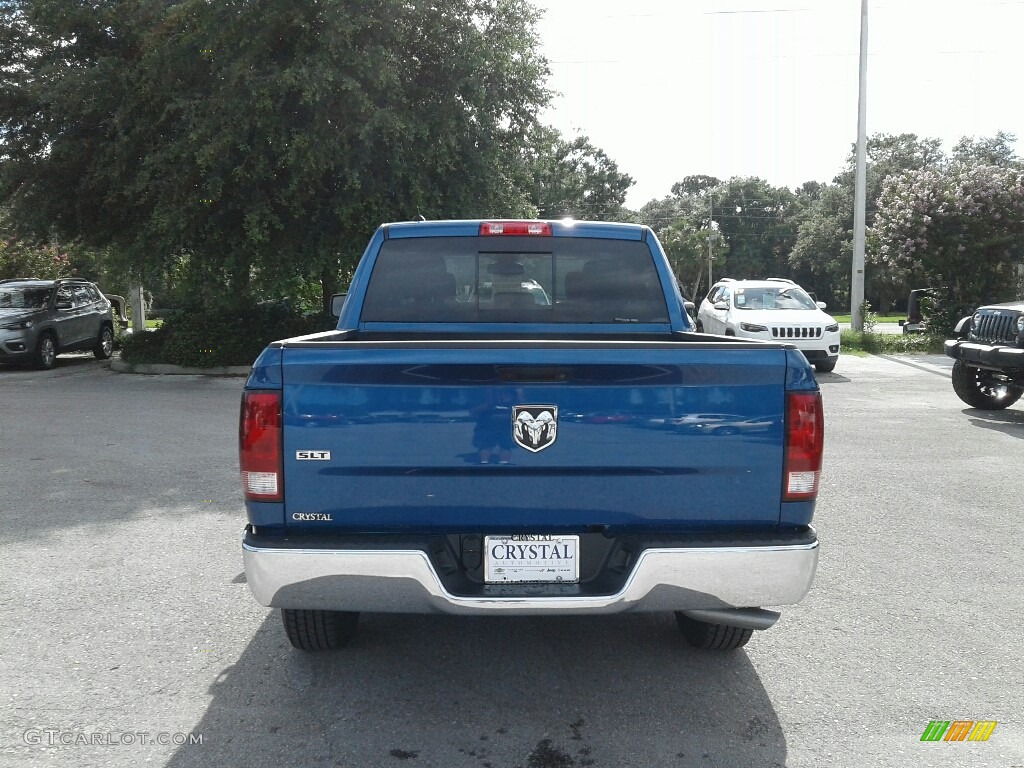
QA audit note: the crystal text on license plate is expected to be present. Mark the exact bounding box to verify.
[484,535,580,583]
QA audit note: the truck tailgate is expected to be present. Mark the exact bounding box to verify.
[279,342,788,532]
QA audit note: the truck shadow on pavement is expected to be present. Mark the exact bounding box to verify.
[813,371,851,384]
[966,409,1024,439]
[166,612,787,768]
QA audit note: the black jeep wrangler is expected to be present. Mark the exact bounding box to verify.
[945,301,1024,409]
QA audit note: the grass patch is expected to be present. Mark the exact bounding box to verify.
[840,329,944,354]
[832,314,905,324]
[145,319,163,328]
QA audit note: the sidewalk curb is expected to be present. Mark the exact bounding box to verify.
[110,358,250,377]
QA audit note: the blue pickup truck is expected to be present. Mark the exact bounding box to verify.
[240,219,823,652]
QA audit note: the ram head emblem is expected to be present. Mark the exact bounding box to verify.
[512,406,558,453]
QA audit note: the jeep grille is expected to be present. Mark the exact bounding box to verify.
[771,326,823,339]
[971,311,1019,344]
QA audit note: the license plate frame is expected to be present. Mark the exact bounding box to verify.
[484,535,580,584]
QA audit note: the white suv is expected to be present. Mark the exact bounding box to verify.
[697,278,840,372]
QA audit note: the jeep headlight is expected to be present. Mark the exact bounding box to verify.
[739,322,768,333]
[973,312,983,326]
[1,319,33,330]
[1017,315,1024,333]
[824,323,839,332]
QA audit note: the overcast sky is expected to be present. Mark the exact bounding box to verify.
[532,0,1024,208]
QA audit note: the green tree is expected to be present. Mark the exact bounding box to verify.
[528,125,635,220]
[788,184,852,309]
[638,175,721,236]
[790,132,945,311]
[640,175,797,292]
[0,0,552,311]
[659,223,718,301]
[709,176,798,281]
[638,195,689,235]
[637,175,723,298]
[671,175,721,199]
[950,131,1020,168]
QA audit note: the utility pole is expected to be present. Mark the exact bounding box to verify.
[129,279,146,334]
[851,0,869,331]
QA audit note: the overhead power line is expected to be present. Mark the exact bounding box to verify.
[704,8,811,14]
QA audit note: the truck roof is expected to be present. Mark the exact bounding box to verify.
[382,219,648,241]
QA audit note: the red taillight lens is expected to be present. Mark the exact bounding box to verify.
[479,221,551,236]
[783,391,824,502]
[239,391,282,502]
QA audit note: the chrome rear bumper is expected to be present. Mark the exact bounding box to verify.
[243,535,818,616]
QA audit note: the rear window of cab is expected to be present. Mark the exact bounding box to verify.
[360,236,669,324]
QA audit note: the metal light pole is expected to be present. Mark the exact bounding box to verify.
[708,194,714,287]
[851,0,869,331]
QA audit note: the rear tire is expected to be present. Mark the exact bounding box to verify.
[94,324,114,359]
[695,320,704,333]
[33,332,57,370]
[951,360,1023,410]
[675,612,753,650]
[814,358,837,373]
[281,609,359,651]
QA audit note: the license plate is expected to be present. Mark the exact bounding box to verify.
[484,535,580,584]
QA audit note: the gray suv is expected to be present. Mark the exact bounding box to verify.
[0,278,114,369]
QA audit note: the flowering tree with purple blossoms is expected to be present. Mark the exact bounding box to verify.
[871,163,1024,331]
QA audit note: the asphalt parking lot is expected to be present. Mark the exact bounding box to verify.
[1,352,1022,768]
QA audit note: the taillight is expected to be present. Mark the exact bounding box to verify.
[783,391,824,502]
[479,221,551,236]
[240,391,282,502]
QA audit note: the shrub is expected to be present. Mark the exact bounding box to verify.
[840,329,944,355]
[110,309,125,351]
[119,323,171,364]
[860,301,877,334]
[120,303,335,367]
[917,292,973,340]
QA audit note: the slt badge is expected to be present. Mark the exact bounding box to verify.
[512,405,558,453]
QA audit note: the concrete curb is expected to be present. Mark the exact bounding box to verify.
[110,358,250,376]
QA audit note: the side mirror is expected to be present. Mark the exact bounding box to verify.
[683,300,695,316]
[330,293,347,318]
[816,301,827,309]
[713,301,729,311]
[56,301,73,310]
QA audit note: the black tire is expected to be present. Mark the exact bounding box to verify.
[724,329,735,337]
[675,612,753,650]
[281,609,359,651]
[695,320,704,333]
[951,360,1023,410]
[94,324,114,359]
[33,332,57,370]
[814,358,837,373]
